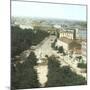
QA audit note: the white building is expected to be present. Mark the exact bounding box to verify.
[59,29,79,40]
[59,31,74,40]
[53,24,61,29]
[19,24,34,30]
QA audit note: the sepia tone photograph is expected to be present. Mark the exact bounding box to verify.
[11,0,87,90]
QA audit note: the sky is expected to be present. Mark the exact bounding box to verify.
[12,1,87,21]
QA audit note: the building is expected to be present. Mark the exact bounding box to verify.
[56,29,81,54]
[59,29,79,40]
[59,30,74,39]
[53,24,61,29]
[19,24,34,30]
[56,37,81,54]
[56,37,72,51]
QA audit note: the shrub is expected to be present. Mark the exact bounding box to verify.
[77,63,87,69]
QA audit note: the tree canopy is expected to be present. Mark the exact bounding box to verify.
[11,26,49,57]
[46,56,87,87]
[11,52,40,89]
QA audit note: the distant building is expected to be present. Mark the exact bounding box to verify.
[53,24,61,29]
[19,24,34,30]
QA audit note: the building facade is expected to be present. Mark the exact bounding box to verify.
[56,29,81,54]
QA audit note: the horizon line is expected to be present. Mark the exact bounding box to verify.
[12,16,87,22]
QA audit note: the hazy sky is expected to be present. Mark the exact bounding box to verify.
[12,1,86,21]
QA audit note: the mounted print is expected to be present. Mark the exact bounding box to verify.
[11,0,87,89]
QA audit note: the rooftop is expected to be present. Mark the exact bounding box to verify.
[59,37,81,50]
[69,41,81,50]
[59,37,73,44]
[60,30,74,33]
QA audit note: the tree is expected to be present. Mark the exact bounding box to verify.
[56,31,59,38]
[46,56,62,87]
[11,52,40,89]
[46,56,87,87]
[58,46,64,53]
[27,51,38,66]
[11,26,49,58]
[51,39,57,49]
[77,63,87,69]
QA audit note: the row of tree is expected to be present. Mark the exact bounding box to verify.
[46,56,87,87]
[11,53,87,89]
[11,25,49,89]
[11,26,49,58]
[11,52,40,89]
